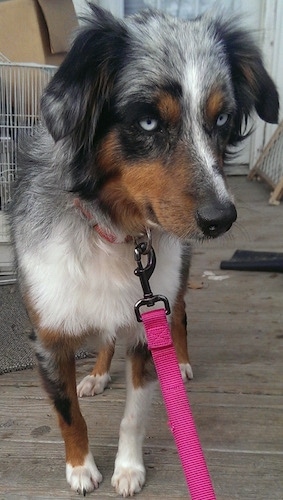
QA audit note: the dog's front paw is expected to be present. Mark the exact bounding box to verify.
[179,362,194,381]
[77,373,111,397]
[66,452,102,494]
[111,465,146,497]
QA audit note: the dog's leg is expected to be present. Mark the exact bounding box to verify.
[34,333,102,494]
[111,343,156,497]
[77,340,115,397]
[80,296,193,400]
[171,293,194,381]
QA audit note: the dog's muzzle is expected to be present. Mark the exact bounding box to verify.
[196,201,237,238]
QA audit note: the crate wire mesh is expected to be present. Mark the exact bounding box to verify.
[249,121,283,204]
[0,54,57,242]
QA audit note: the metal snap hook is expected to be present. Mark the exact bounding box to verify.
[133,230,170,322]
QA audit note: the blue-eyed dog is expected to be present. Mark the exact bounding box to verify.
[11,3,278,497]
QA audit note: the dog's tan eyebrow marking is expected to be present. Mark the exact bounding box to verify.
[156,91,181,124]
[206,88,225,122]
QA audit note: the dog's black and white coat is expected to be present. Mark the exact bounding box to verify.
[11,4,278,497]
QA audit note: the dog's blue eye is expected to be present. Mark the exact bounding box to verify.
[139,117,159,132]
[216,113,229,127]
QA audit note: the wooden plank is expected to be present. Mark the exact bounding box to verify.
[0,441,282,499]
[1,390,282,453]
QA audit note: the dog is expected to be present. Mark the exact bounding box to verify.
[11,3,278,497]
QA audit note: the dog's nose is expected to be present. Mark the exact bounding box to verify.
[196,202,237,238]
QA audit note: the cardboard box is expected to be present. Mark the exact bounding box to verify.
[0,0,78,65]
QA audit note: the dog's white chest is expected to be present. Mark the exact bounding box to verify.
[22,229,182,339]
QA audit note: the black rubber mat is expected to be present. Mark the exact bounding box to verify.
[220,250,283,273]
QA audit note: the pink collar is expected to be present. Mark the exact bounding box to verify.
[74,198,132,244]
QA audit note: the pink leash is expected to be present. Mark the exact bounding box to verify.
[141,308,216,499]
[134,238,216,499]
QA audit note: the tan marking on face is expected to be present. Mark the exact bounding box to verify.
[99,158,198,238]
[206,88,225,122]
[97,130,199,238]
[96,130,122,173]
[98,176,147,234]
[156,91,181,124]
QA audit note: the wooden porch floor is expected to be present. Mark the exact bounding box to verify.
[0,177,283,499]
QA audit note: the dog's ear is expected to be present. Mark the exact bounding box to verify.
[217,18,279,139]
[41,4,129,143]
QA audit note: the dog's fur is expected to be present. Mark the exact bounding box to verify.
[11,4,278,497]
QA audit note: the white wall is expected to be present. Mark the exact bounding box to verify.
[73,0,124,17]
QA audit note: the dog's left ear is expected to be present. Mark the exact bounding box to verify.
[218,19,279,132]
[41,4,129,143]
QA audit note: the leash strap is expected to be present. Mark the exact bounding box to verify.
[141,308,216,500]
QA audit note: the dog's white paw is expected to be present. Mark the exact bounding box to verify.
[179,362,193,381]
[66,452,102,494]
[111,465,146,497]
[77,373,111,397]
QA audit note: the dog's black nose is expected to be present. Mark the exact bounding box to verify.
[196,202,237,238]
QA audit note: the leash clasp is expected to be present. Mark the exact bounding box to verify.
[134,233,170,322]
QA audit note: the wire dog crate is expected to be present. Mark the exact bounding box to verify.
[248,121,283,205]
[0,54,57,271]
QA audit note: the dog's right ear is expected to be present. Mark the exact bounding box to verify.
[41,4,129,143]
